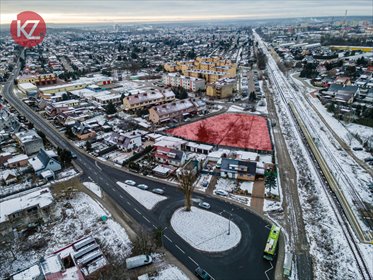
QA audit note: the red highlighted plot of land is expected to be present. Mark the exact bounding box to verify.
[167,113,272,151]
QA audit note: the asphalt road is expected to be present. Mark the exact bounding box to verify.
[2,61,276,280]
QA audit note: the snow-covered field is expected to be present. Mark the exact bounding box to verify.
[171,207,241,252]
[0,192,132,277]
[83,182,102,198]
[117,181,167,209]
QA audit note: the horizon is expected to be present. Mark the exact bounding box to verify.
[1,0,372,24]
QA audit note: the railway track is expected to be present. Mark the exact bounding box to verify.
[289,103,372,280]
[257,34,373,277]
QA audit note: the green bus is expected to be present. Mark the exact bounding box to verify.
[263,225,281,261]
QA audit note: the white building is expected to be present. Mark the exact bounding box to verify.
[163,73,205,92]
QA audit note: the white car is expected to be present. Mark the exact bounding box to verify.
[137,184,149,190]
[152,188,165,195]
[214,189,228,196]
[125,180,136,186]
[198,202,211,209]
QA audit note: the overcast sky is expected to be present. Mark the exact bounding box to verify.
[1,0,372,24]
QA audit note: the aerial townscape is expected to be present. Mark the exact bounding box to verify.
[0,1,372,280]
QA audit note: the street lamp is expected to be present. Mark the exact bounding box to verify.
[222,209,234,235]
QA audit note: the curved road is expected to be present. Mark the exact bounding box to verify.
[2,61,275,280]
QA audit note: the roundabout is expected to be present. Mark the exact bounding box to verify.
[171,207,241,252]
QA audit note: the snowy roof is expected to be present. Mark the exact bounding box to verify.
[0,188,54,223]
[15,130,41,144]
[7,154,28,164]
[153,99,194,116]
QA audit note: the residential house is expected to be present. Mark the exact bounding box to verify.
[154,146,186,167]
[6,154,29,168]
[28,149,62,177]
[106,131,142,151]
[321,84,359,105]
[1,170,17,185]
[73,124,96,141]
[14,130,45,155]
[220,158,257,181]
[0,152,12,165]
[0,188,54,237]
[0,104,20,133]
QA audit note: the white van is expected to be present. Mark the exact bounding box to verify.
[126,255,153,269]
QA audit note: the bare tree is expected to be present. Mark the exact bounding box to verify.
[177,169,196,211]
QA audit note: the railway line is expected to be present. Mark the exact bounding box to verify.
[253,30,373,279]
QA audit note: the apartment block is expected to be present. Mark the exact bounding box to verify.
[123,89,175,111]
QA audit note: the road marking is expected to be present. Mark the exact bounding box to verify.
[264,261,273,280]
[175,245,185,254]
[164,235,172,243]
[95,161,102,171]
[120,195,124,199]
[143,216,150,223]
[127,201,131,205]
[188,256,198,266]
[152,224,157,229]
[134,208,141,214]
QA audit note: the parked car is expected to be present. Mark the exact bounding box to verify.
[152,188,165,195]
[198,202,211,209]
[126,254,153,269]
[137,184,149,190]
[125,180,136,186]
[364,157,373,162]
[352,147,363,151]
[195,267,214,280]
[214,189,228,196]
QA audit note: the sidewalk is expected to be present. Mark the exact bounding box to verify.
[250,180,265,214]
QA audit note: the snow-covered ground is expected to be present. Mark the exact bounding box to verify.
[263,199,282,212]
[0,192,132,277]
[171,207,241,252]
[152,265,189,280]
[215,178,236,193]
[117,181,167,210]
[239,181,253,194]
[83,182,102,198]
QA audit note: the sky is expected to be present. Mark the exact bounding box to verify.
[1,0,372,24]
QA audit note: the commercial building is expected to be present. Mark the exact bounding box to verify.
[17,73,57,86]
[39,82,87,99]
[123,90,175,111]
[162,73,205,92]
[17,82,38,97]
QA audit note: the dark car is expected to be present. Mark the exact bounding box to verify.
[352,147,363,151]
[195,267,215,280]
